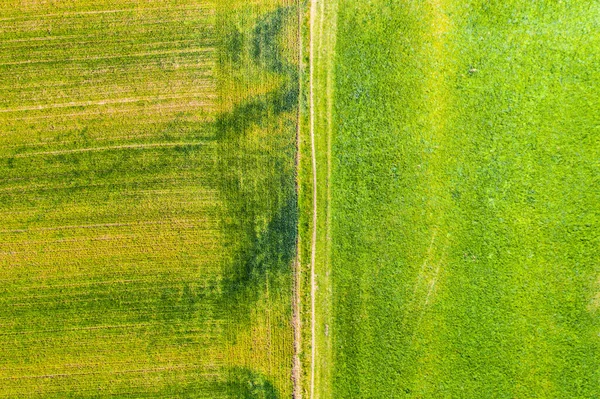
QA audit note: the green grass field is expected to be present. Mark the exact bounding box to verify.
[0,0,298,397]
[2,0,599,398]
[305,0,600,397]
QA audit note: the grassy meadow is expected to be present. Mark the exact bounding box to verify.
[306,0,600,398]
[3,0,598,398]
[0,0,299,397]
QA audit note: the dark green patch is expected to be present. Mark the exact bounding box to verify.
[251,7,295,74]
[225,368,280,399]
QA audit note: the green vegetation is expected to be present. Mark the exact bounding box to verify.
[226,368,280,399]
[0,0,299,397]
[0,2,225,396]
[3,0,598,397]
[316,0,600,397]
[216,1,299,396]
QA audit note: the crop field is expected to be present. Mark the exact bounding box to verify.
[2,0,599,398]
[0,0,298,397]
[306,0,600,398]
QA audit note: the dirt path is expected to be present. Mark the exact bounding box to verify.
[309,0,318,398]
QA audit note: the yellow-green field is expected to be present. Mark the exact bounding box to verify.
[0,0,299,397]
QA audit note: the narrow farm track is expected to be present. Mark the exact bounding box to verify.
[306,0,339,397]
[309,1,319,398]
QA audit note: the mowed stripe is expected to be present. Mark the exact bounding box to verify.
[6,141,208,158]
[0,47,214,67]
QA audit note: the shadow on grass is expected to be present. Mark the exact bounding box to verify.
[215,76,298,141]
[220,195,297,302]
[251,6,295,74]
[225,368,280,399]
[214,5,299,321]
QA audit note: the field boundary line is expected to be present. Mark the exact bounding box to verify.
[6,141,208,159]
[0,5,213,22]
[0,365,197,381]
[0,218,205,234]
[309,0,319,398]
[292,1,304,398]
[0,94,215,114]
[0,47,213,67]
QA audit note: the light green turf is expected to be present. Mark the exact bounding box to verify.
[314,0,600,398]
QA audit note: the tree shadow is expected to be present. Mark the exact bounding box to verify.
[215,76,298,142]
[251,6,295,74]
[214,5,299,320]
[224,368,280,399]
